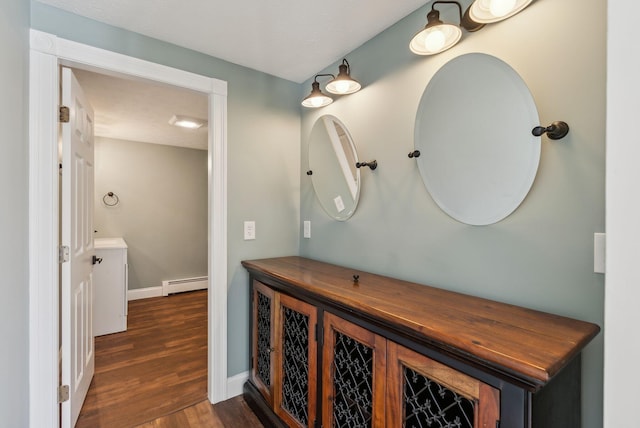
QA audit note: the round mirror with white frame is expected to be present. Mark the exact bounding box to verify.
[414,53,541,226]
[308,115,360,221]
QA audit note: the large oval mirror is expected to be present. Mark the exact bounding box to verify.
[308,115,360,221]
[415,53,541,226]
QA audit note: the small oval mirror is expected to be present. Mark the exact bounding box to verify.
[308,115,360,221]
[414,53,541,225]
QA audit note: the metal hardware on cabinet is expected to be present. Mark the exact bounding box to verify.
[355,160,377,170]
[306,170,313,175]
[92,255,103,265]
[408,150,421,158]
[532,121,570,140]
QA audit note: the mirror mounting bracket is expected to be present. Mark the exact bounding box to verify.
[356,160,378,170]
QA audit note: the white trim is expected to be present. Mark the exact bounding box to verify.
[127,287,163,301]
[29,30,228,428]
[226,371,249,398]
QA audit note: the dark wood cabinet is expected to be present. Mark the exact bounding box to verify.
[322,312,386,427]
[243,257,600,428]
[276,293,317,428]
[251,280,277,406]
[386,341,499,428]
[251,280,318,428]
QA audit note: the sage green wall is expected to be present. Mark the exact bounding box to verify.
[0,0,30,425]
[94,137,208,290]
[300,1,605,427]
[31,2,302,377]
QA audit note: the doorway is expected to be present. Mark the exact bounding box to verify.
[29,29,228,428]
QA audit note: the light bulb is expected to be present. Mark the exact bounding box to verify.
[489,0,517,17]
[334,81,351,94]
[310,97,324,108]
[424,29,446,53]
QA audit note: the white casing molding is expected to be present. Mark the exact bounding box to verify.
[29,29,228,428]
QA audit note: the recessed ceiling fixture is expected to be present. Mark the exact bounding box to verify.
[410,0,534,56]
[169,114,207,129]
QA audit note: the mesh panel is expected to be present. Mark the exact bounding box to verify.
[281,307,310,425]
[256,291,271,387]
[403,366,475,428]
[332,332,373,427]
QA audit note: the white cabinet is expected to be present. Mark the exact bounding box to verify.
[94,238,128,336]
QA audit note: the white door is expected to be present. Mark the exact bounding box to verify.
[60,67,95,427]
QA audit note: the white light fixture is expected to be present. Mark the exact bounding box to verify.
[169,114,207,129]
[469,0,534,24]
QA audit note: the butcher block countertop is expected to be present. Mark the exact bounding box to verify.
[242,256,600,390]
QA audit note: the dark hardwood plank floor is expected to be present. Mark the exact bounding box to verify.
[134,396,264,428]
[77,290,210,427]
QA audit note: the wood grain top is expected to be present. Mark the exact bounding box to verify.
[242,256,600,389]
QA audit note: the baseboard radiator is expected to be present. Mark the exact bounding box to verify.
[162,276,208,296]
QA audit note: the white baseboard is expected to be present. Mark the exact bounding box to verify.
[162,276,208,296]
[227,371,249,398]
[127,286,163,301]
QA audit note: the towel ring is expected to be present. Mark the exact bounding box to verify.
[103,192,119,207]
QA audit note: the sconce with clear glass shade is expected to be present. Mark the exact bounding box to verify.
[468,0,534,23]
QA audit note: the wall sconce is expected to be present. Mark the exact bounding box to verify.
[410,0,534,55]
[301,74,334,108]
[468,0,534,24]
[410,1,483,55]
[326,59,361,95]
[302,59,361,108]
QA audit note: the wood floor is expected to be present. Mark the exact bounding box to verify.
[76,290,263,427]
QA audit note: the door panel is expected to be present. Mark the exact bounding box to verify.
[322,312,387,427]
[61,67,95,428]
[251,280,278,406]
[275,293,317,428]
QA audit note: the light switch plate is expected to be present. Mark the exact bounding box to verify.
[244,221,256,240]
[594,232,605,274]
[303,221,311,239]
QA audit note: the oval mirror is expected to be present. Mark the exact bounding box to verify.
[414,53,541,226]
[308,115,360,221]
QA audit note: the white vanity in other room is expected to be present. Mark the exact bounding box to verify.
[94,237,128,336]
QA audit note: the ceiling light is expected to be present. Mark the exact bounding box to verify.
[410,1,482,56]
[468,0,534,24]
[326,59,361,95]
[169,114,206,129]
[301,75,334,108]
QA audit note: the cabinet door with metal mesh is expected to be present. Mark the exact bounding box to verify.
[251,281,277,406]
[386,342,500,428]
[275,294,317,427]
[322,312,387,427]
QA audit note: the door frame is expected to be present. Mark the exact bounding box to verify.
[28,29,228,428]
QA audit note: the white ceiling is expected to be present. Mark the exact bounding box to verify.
[53,0,430,150]
[37,0,427,83]
[73,69,209,150]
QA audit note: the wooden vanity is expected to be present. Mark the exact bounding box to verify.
[242,256,599,428]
